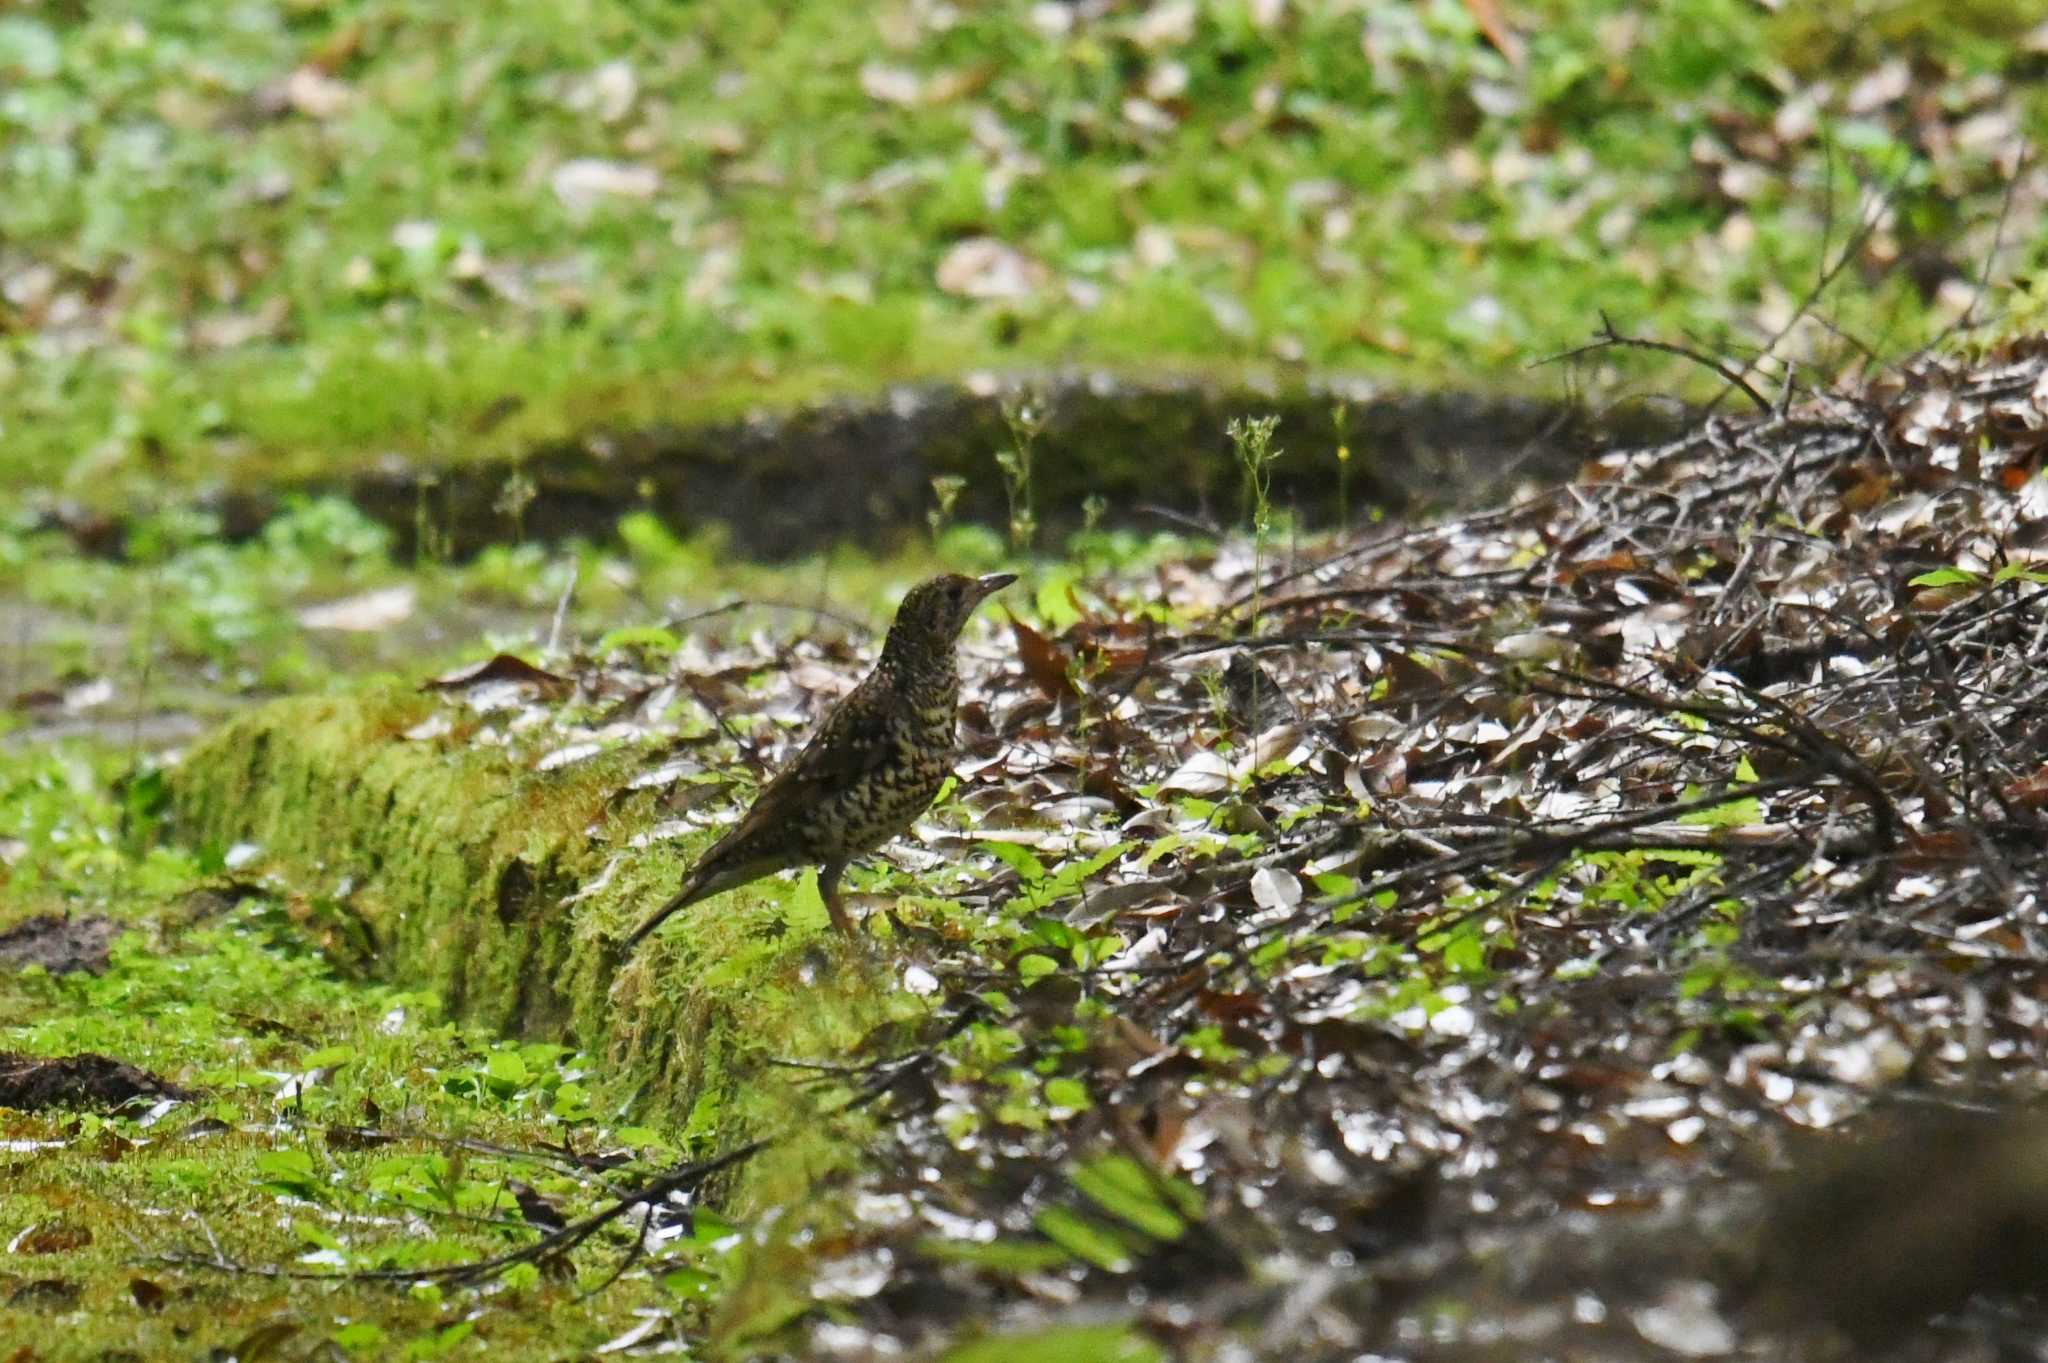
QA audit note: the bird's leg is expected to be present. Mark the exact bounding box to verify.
[818,859,855,938]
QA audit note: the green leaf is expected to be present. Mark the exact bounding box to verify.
[331,1323,387,1355]
[1017,953,1058,984]
[916,1235,1073,1273]
[254,1148,323,1200]
[1443,929,1489,975]
[1133,832,1188,871]
[661,1265,721,1297]
[1044,1077,1092,1111]
[1909,566,1982,588]
[486,1050,529,1090]
[1678,791,1761,827]
[943,1324,1165,1363]
[595,624,683,655]
[1033,1205,1135,1272]
[1069,1154,1189,1241]
[295,1220,344,1251]
[1039,841,1134,899]
[1034,574,1087,630]
[1680,961,1722,1000]
[402,1321,474,1361]
[551,1081,594,1121]
[1026,918,1080,951]
[982,841,1046,882]
[689,1208,739,1247]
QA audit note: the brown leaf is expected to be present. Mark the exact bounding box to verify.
[1379,649,1445,700]
[1143,1102,1188,1169]
[1461,0,1526,67]
[1839,467,1895,512]
[1007,614,1077,701]
[1195,989,1266,1022]
[129,1277,167,1312]
[308,21,365,72]
[510,1179,568,1234]
[2001,764,2048,811]
[325,1123,396,1152]
[1092,1015,1169,1072]
[13,1223,91,1254]
[423,652,573,699]
[7,1279,78,1311]
[229,1322,299,1363]
[1569,550,1642,577]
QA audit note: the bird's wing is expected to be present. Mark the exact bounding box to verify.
[620,678,902,952]
[710,675,900,855]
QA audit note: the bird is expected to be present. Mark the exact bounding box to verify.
[622,571,1016,951]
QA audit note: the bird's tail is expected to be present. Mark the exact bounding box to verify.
[620,873,713,954]
[620,853,772,954]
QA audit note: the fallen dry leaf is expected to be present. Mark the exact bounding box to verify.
[935,237,1049,300]
[297,584,417,632]
[423,653,573,699]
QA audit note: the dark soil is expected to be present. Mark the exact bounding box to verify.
[180,374,1671,561]
[0,914,118,977]
[0,1053,195,1113]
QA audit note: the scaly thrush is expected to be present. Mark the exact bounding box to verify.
[623,572,1015,948]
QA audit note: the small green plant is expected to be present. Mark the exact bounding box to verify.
[413,473,451,564]
[1081,492,1107,535]
[995,399,1042,553]
[1330,399,1353,528]
[1227,414,1283,632]
[928,473,967,546]
[1909,562,2048,592]
[494,469,538,543]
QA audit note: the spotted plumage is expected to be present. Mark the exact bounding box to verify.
[622,572,1015,948]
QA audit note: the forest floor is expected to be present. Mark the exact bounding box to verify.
[6,338,2048,1360]
[7,2,2048,1358]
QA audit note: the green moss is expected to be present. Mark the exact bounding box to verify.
[165,687,903,1211]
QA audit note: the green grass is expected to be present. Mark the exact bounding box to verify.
[0,740,736,1360]
[1,676,1015,1358]
[0,483,1182,714]
[4,0,2041,498]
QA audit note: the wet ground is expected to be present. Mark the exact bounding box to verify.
[50,373,1676,562]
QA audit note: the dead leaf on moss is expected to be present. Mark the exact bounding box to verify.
[424,653,573,699]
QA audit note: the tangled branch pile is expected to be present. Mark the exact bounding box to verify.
[800,341,2048,1359]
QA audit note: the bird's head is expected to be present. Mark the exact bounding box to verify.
[883,572,1016,662]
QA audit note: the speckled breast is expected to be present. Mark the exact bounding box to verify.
[808,708,956,858]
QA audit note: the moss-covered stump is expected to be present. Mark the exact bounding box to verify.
[166,683,901,1203]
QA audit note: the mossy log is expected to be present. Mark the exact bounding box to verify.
[166,684,906,1209]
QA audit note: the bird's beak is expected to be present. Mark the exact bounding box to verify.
[973,573,1018,602]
